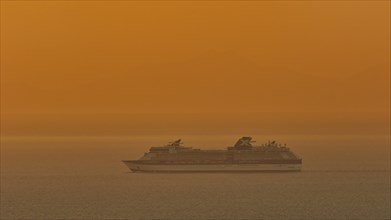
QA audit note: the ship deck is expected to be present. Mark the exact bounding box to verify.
[122,159,302,165]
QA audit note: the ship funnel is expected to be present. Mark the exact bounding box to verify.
[234,137,254,149]
[168,139,182,147]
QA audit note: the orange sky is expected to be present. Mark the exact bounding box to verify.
[1,1,390,136]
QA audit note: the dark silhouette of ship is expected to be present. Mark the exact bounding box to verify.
[122,137,302,172]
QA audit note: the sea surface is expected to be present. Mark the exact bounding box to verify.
[1,135,390,220]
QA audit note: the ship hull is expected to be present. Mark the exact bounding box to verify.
[122,161,301,172]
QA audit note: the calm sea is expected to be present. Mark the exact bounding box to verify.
[1,135,390,220]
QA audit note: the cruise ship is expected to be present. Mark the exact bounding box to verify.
[122,137,302,172]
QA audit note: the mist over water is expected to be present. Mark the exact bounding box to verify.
[2,1,390,219]
[1,135,390,219]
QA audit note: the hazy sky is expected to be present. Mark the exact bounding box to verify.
[1,1,390,136]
